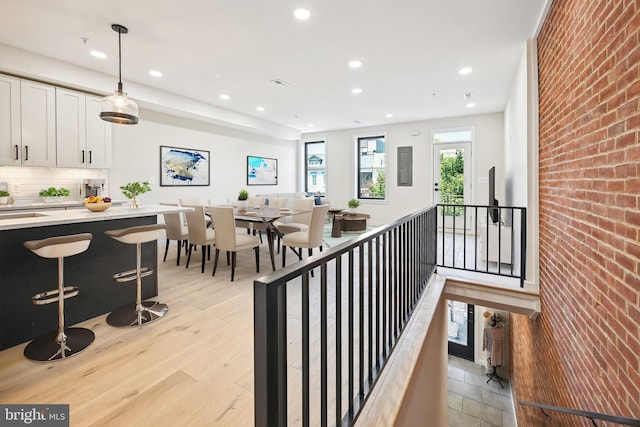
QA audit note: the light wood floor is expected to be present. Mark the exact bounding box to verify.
[0,242,274,426]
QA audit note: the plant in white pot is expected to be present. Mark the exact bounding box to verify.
[347,198,360,213]
[39,187,71,203]
[237,189,249,209]
[120,181,151,208]
[0,189,9,204]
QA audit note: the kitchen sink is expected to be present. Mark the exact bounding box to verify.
[0,212,49,220]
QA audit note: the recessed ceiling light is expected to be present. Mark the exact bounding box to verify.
[307,123,315,128]
[466,102,476,108]
[219,94,230,100]
[385,113,393,118]
[149,70,163,78]
[257,106,265,112]
[294,8,311,20]
[349,60,362,68]
[459,67,473,75]
[352,88,362,94]
[90,50,107,59]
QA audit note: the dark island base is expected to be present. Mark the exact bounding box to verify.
[0,216,158,350]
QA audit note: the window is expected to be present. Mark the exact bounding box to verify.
[357,135,386,200]
[304,141,325,196]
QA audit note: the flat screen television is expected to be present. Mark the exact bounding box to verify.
[488,166,500,223]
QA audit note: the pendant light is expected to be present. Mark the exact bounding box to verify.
[100,24,139,125]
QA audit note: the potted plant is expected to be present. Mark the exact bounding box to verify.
[120,181,151,208]
[237,189,249,209]
[347,198,360,213]
[39,187,71,202]
[0,189,9,204]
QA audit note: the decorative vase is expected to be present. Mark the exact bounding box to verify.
[0,196,8,204]
[129,197,140,208]
[237,200,249,209]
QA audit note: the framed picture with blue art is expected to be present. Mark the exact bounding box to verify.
[247,155,278,186]
[160,146,210,186]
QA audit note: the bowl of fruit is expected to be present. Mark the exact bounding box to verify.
[84,196,112,212]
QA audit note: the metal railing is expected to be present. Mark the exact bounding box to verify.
[254,205,437,426]
[519,401,640,426]
[437,203,527,287]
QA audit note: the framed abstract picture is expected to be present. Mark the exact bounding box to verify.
[247,156,278,185]
[160,146,210,186]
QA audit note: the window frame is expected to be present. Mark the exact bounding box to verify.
[355,134,387,201]
[303,140,326,196]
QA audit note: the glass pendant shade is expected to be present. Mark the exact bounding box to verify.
[100,24,139,125]
[100,83,139,125]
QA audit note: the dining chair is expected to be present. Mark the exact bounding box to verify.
[266,197,288,209]
[179,197,211,227]
[281,204,330,268]
[209,206,260,281]
[275,197,314,252]
[160,202,189,266]
[183,205,216,273]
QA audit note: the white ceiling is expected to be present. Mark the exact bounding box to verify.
[0,0,548,134]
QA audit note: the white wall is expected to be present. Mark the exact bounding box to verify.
[111,110,297,205]
[503,40,540,290]
[302,113,504,226]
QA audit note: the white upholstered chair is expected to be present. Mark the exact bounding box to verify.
[281,204,330,268]
[209,206,260,281]
[183,205,216,273]
[160,203,189,266]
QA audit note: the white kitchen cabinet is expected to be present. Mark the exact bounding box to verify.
[0,74,21,166]
[56,90,112,169]
[85,95,112,168]
[20,80,57,167]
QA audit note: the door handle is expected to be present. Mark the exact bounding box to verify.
[82,150,85,163]
[89,151,92,164]
[14,145,19,160]
[24,146,28,161]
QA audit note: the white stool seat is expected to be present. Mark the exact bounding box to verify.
[24,233,92,259]
[105,224,166,245]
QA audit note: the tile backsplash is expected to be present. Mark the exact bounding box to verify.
[0,167,109,200]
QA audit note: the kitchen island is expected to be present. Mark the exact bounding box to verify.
[0,204,190,350]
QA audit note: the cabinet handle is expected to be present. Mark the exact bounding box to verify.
[89,151,92,164]
[82,150,85,163]
[14,145,19,160]
[24,146,28,161]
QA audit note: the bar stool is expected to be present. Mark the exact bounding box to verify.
[23,233,94,362]
[105,224,168,327]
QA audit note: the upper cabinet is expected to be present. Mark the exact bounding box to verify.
[0,77,56,167]
[0,75,21,166]
[20,80,57,167]
[0,73,113,169]
[56,89,112,168]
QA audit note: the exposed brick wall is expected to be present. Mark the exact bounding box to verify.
[511,0,640,425]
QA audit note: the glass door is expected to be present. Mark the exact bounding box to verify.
[447,301,475,360]
[433,142,472,230]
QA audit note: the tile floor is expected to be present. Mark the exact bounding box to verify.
[448,355,517,427]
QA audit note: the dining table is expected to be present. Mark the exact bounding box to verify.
[232,206,308,271]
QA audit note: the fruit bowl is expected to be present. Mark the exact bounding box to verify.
[84,202,112,212]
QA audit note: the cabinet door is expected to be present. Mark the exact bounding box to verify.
[20,80,56,167]
[56,88,87,168]
[0,75,21,166]
[85,95,112,168]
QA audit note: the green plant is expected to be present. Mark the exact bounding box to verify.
[39,187,70,198]
[120,181,152,199]
[238,189,249,201]
[368,170,386,198]
[348,198,360,208]
[0,190,9,197]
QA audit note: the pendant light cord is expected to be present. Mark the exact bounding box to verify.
[117,27,123,90]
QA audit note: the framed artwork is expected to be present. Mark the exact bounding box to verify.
[247,156,278,185]
[160,146,210,186]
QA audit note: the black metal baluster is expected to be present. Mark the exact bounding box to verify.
[321,265,327,427]
[375,236,380,369]
[367,240,373,382]
[382,233,388,359]
[358,244,365,400]
[348,250,354,420]
[335,256,342,426]
[302,272,310,427]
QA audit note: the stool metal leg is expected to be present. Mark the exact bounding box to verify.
[24,257,95,362]
[107,242,168,327]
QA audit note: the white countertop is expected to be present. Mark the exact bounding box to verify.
[0,199,127,211]
[0,204,192,231]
